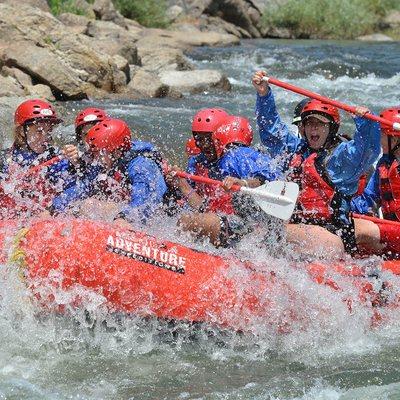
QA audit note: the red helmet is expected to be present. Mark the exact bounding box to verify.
[301,100,340,125]
[185,137,201,156]
[14,99,62,127]
[213,116,253,157]
[75,107,108,131]
[191,108,229,133]
[85,118,131,153]
[380,107,400,136]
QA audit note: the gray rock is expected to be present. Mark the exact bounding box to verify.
[357,33,394,42]
[127,69,169,98]
[1,66,33,88]
[0,75,25,97]
[111,54,130,83]
[139,47,193,73]
[92,0,127,28]
[0,0,50,12]
[166,5,184,22]
[26,84,55,101]
[0,3,124,99]
[86,20,140,65]
[159,69,231,94]
[384,10,400,28]
[58,12,91,35]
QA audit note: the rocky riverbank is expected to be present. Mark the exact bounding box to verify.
[0,0,238,105]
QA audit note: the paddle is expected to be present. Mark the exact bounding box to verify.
[262,76,400,134]
[174,170,299,221]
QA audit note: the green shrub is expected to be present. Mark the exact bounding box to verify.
[112,0,169,28]
[262,0,400,39]
[48,0,88,16]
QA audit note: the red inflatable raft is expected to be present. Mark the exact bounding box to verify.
[1,217,399,332]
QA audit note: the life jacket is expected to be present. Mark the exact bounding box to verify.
[193,162,235,215]
[0,149,62,219]
[288,152,351,224]
[378,160,400,221]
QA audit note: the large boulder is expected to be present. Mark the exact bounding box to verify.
[127,69,169,98]
[58,13,91,35]
[85,20,140,65]
[159,69,231,94]
[1,66,33,88]
[0,3,124,99]
[0,75,25,97]
[26,84,56,101]
[92,0,127,28]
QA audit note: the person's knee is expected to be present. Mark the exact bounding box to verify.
[178,212,221,243]
[354,219,383,252]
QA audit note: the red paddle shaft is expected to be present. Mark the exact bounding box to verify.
[175,170,242,192]
[23,156,62,177]
[263,76,400,133]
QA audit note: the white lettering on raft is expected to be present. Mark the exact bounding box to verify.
[106,234,186,274]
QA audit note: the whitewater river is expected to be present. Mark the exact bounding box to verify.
[1,39,400,399]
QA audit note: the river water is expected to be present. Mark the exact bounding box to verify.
[1,39,400,399]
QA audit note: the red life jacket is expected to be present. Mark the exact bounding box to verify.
[288,152,336,222]
[194,163,235,214]
[378,160,400,221]
[3,162,58,219]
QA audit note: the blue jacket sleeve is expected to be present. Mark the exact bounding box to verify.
[255,91,302,159]
[121,156,167,222]
[326,116,381,195]
[350,169,380,214]
[49,164,101,213]
[219,147,282,182]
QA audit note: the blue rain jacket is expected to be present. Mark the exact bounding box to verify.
[255,91,381,196]
[51,141,167,222]
[187,144,282,183]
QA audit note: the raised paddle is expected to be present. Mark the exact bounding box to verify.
[174,170,299,221]
[262,76,400,133]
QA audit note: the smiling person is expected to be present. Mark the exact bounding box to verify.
[0,99,77,219]
[252,70,381,255]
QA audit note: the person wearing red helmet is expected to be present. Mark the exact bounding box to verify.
[63,107,109,167]
[252,70,381,255]
[351,107,400,256]
[49,118,169,223]
[169,115,281,247]
[0,99,77,219]
[75,107,108,143]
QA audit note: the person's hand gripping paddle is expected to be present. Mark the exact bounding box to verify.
[174,171,299,221]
